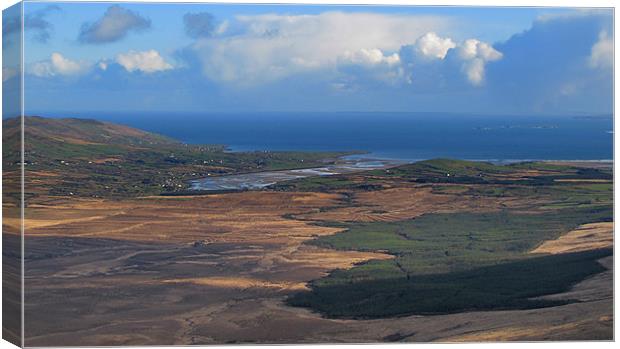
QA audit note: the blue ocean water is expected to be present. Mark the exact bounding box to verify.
[39,112,613,161]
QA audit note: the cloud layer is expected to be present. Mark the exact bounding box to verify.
[180,12,504,89]
[78,5,151,44]
[27,49,174,77]
[486,12,613,113]
[21,7,613,115]
[186,12,452,85]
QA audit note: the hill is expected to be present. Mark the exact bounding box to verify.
[8,116,176,148]
[2,116,352,198]
[2,116,220,165]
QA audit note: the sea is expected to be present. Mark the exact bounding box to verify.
[37,112,613,162]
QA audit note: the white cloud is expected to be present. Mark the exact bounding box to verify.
[188,11,451,85]
[50,53,88,75]
[184,13,504,88]
[459,39,502,61]
[415,32,455,60]
[398,34,502,86]
[457,39,502,85]
[340,48,400,66]
[337,48,403,85]
[29,52,91,77]
[461,59,486,86]
[116,50,173,73]
[589,31,612,70]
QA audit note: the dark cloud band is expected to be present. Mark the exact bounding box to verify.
[78,5,150,44]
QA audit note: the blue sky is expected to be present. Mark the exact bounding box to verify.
[2,2,613,115]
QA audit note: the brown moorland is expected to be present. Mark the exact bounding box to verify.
[19,182,613,345]
[4,117,611,345]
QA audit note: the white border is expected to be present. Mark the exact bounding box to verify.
[0,1,617,349]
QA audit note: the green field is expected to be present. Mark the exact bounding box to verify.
[288,248,612,318]
[309,206,612,279]
[288,202,613,318]
[3,116,356,198]
[287,160,613,318]
[271,158,612,193]
[5,117,613,320]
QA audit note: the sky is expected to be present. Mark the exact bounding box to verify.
[2,1,614,116]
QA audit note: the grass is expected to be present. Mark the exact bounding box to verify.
[365,158,514,183]
[271,175,383,192]
[4,116,356,198]
[7,117,614,321]
[463,182,612,209]
[270,158,518,191]
[288,205,612,318]
[310,206,612,279]
[272,158,611,193]
[287,248,612,318]
[33,149,354,198]
[372,158,514,177]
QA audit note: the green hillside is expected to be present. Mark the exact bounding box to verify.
[2,116,352,198]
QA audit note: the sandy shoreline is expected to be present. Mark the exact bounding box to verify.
[190,158,403,190]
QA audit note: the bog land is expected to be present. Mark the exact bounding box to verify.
[2,116,613,345]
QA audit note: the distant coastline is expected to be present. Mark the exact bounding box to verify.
[341,153,614,164]
[189,156,613,192]
[20,112,614,161]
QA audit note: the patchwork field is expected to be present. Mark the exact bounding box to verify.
[2,117,613,345]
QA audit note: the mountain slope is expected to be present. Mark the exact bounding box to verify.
[24,116,177,146]
[2,116,351,198]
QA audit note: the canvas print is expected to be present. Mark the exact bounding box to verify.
[1,0,614,346]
